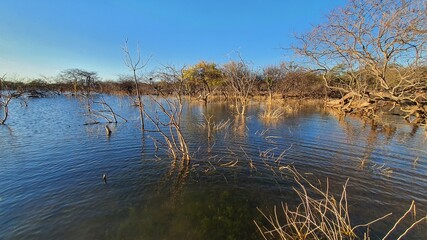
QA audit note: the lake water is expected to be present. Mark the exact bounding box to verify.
[0,95,426,239]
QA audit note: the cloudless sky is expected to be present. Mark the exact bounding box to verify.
[0,0,345,80]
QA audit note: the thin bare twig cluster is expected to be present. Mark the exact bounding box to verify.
[85,95,127,124]
[198,114,231,140]
[223,55,257,116]
[122,39,151,131]
[144,66,191,162]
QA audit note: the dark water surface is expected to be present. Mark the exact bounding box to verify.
[0,96,426,239]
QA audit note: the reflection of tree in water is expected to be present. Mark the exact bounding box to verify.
[112,102,425,240]
[326,109,427,175]
[0,124,15,137]
[359,121,387,171]
[162,158,191,203]
[111,154,262,240]
[233,115,248,140]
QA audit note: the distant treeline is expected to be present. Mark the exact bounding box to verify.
[0,62,329,99]
[2,0,426,124]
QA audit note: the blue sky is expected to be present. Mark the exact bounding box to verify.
[0,0,345,80]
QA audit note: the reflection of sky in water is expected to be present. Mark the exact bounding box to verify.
[0,96,426,239]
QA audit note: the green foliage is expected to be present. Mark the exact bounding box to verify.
[182,61,223,94]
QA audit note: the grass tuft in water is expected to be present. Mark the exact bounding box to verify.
[255,165,427,240]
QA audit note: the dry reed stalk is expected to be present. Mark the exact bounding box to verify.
[256,128,271,137]
[220,159,239,167]
[255,165,427,239]
[86,95,127,124]
[261,107,285,120]
[198,114,232,140]
[259,146,292,165]
[240,146,257,171]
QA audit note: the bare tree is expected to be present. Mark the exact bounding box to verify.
[59,69,126,126]
[60,69,98,95]
[0,74,22,125]
[294,0,427,123]
[84,95,127,125]
[0,74,4,92]
[122,39,151,131]
[263,65,285,104]
[222,56,257,115]
[145,65,190,162]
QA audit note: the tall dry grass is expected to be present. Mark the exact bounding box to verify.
[255,165,426,240]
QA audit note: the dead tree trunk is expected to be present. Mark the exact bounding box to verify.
[0,91,22,125]
[122,39,151,131]
[0,96,12,125]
